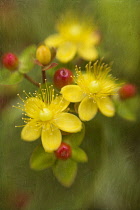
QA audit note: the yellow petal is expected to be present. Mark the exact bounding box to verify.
[78,96,97,121]
[56,42,77,63]
[44,34,63,47]
[41,124,61,152]
[61,85,85,102]
[97,97,115,117]
[78,45,98,61]
[21,122,41,141]
[24,97,45,118]
[49,95,70,112]
[86,32,101,46]
[54,113,82,133]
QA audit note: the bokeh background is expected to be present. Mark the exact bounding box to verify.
[0,0,140,209]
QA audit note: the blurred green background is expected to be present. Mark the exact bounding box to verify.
[0,0,140,209]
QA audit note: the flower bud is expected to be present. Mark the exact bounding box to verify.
[53,68,73,89]
[2,53,19,71]
[55,142,72,160]
[119,84,137,99]
[36,45,51,65]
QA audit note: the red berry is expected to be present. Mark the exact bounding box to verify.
[2,53,19,70]
[119,84,137,99]
[55,142,72,160]
[53,68,73,89]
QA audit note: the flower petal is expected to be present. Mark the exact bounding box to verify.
[61,85,85,102]
[56,42,77,63]
[54,113,82,133]
[78,96,97,121]
[21,122,41,141]
[97,97,115,117]
[44,34,63,47]
[41,124,61,152]
[50,95,70,112]
[24,97,45,118]
[78,45,98,61]
[85,32,101,46]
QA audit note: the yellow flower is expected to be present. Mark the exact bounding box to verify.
[61,62,119,121]
[44,13,100,63]
[15,85,82,152]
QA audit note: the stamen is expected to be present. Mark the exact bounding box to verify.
[17,94,25,102]
[23,90,30,98]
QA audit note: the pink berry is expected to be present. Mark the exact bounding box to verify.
[119,84,137,99]
[2,53,19,70]
[53,68,73,89]
[55,142,72,160]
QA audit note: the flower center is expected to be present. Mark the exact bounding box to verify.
[70,25,81,35]
[88,81,100,93]
[67,24,82,41]
[39,108,53,121]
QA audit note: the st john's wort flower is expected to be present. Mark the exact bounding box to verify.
[14,85,82,152]
[44,12,100,63]
[61,61,119,121]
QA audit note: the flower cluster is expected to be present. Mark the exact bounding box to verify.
[1,11,137,187]
[15,61,119,151]
[13,57,121,186]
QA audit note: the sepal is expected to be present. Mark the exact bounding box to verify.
[0,69,23,85]
[53,159,77,187]
[63,123,85,147]
[30,145,56,170]
[19,45,36,73]
[115,96,139,121]
[72,148,88,163]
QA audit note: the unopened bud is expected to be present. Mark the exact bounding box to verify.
[2,53,19,71]
[55,142,72,160]
[119,84,137,99]
[36,45,51,65]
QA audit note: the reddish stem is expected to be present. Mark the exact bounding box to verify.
[24,74,40,87]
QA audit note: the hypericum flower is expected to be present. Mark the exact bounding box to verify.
[14,85,82,152]
[61,62,119,121]
[44,13,100,63]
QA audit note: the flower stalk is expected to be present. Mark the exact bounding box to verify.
[24,74,40,87]
[41,68,47,83]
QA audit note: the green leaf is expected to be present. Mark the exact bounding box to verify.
[19,45,36,73]
[63,123,85,147]
[53,159,77,187]
[30,145,56,171]
[0,69,23,85]
[72,148,88,163]
[115,97,139,121]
